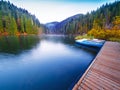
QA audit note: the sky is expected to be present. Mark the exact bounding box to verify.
[5,0,117,24]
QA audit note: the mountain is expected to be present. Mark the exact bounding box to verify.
[55,14,83,34]
[45,1,120,35]
[0,0,42,35]
[45,14,83,34]
[45,22,59,34]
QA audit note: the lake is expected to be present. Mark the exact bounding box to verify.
[0,35,98,90]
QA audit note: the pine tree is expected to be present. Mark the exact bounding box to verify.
[0,11,3,34]
[8,17,17,35]
[20,16,25,33]
[0,0,41,35]
[25,18,33,34]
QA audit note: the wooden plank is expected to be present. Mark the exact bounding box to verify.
[89,71,120,89]
[96,58,120,71]
[84,77,102,90]
[86,72,119,90]
[72,42,120,90]
[91,68,120,84]
[80,82,92,90]
[93,63,120,78]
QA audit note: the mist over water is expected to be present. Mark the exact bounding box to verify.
[0,35,98,90]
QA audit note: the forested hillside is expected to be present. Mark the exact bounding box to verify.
[0,0,43,35]
[45,1,120,40]
[45,22,59,34]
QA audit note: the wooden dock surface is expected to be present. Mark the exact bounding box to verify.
[73,41,120,90]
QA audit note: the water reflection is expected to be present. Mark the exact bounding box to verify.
[0,35,40,54]
[0,35,98,90]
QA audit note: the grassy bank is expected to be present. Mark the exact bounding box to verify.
[75,34,120,42]
[75,34,94,40]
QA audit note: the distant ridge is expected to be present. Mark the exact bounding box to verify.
[45,1,120,35]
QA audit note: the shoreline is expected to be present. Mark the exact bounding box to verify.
[68,42,104,90]
[72,41,120,90]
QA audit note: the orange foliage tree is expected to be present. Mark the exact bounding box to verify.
[88,16,120,41]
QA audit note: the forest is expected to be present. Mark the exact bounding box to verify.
[45,1,120,41]
[0,0,120,41]
[0,0,44,35]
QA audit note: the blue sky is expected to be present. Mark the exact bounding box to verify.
[6,0,117,23]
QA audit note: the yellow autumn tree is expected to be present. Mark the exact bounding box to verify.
[88,16,120,42]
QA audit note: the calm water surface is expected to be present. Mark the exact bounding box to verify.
[0,35,98,90]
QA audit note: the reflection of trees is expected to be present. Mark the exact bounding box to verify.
[0,35,40,54]
[41,35,75,45]
[41,35,98,53]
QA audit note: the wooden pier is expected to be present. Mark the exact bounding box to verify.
[73,41,120,90]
